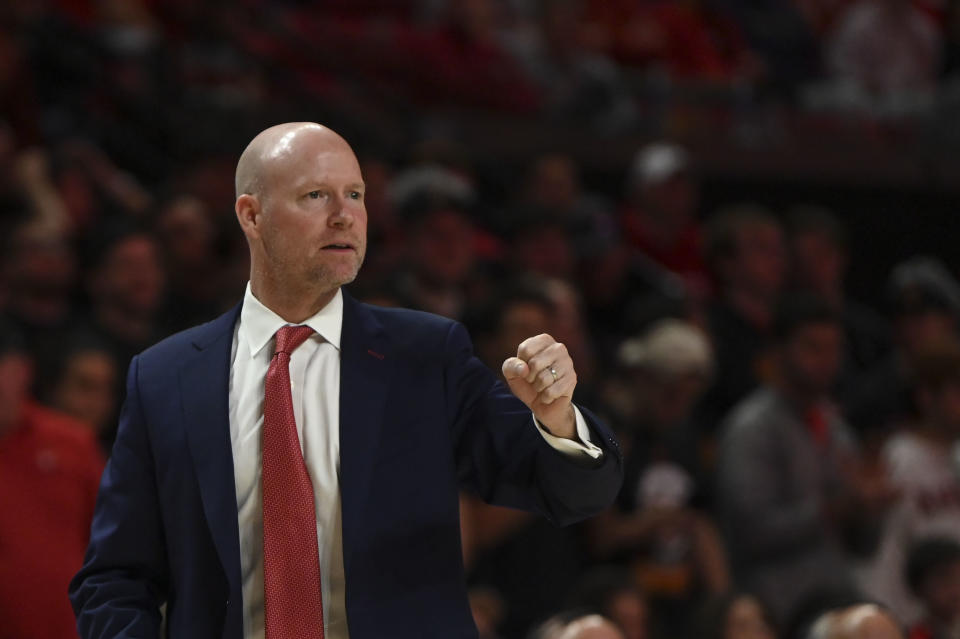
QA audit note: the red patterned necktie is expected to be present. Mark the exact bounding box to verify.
[262,324,325,638]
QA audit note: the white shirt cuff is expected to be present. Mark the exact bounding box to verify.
[534,406,604,460]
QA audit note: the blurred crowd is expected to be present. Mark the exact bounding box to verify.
[4,1,960,639]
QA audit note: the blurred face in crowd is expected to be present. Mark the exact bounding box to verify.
[3,224,76,325]
[236,123,367,305]
[725,596,776,639]
[513,225,575,280]
[410,208,475,287]
[527,154,580,211]
[898,310,958,358]
[91,234,165,317]
[0,351,31,434]
[639,174,699,232]
[156,195,216,269]
[918,379,960,435]
[725,221,786,300]
[778,321,843,397]
[791,230,846,300]
[918,560,960,624]
[53,350,117,435]
[638,370,709,428]
[489,300,552,365]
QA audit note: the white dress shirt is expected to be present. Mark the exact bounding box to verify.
[228,283,601,639]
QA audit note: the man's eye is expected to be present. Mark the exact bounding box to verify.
[308,191,321,199]
[349,191,362,200]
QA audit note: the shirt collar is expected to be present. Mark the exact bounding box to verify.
[239,282,343,358]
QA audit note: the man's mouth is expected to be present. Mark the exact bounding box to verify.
[322,243,354,251]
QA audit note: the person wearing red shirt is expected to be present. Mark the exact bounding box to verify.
[0,318,104,639]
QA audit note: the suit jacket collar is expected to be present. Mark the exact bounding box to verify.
[181,302,244,603]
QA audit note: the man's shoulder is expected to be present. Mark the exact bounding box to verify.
[360,302,460,338]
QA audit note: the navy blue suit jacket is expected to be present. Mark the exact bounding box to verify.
[70,292,623,638]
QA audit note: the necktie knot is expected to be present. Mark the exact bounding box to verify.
[273,325,315,356]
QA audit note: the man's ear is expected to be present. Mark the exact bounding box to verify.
[235,194,262,239]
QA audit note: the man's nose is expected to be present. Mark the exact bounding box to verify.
[328,196,352,228]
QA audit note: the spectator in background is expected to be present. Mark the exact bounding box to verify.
[592,319,729,637]
[0,317,104,638]
[515,152,617,261]
[622,0,764,84]
[53,140,154,229]
[474,278,554,373]
[805,603,903,639]
[81,225,166,445]
[462,280,590,639]
[0,216,78,392]
[825,0,940,112]
[563,567,651,639]
[47,333,119,451]
[721,0,822,94]
[621,142,708,299]
[509,211,579,283]
[718,296,862,624]
[844,257,960,437]
[501,0,637,131]
[786,206,890,398]
[700,205,787,431]
[580,145,705,361]
[388,168,486,320]
[693,592,778,639]
[860,341,960,624]
[154,194,226,330]
[904,538,960,639]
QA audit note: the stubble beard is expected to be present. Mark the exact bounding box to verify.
[310,244,366,292]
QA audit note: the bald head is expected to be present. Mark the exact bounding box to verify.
[810,605,903,639]
[235,122,355,200]
[557,615,626,639]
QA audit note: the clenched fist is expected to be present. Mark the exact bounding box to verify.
[502,333,578,440]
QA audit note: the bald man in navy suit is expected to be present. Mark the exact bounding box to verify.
[70,123,623,639]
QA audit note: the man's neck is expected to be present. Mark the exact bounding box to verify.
[249,277,338,324]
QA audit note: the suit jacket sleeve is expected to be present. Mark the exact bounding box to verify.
[442,321,622,526]
[69,355,167,638]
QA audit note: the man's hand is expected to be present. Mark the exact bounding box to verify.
[502,334,578,440]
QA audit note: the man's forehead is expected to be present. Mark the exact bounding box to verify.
[272,147,363,186]
[262,131,361,184]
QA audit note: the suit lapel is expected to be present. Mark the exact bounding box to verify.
[339,292,392,576]
[180,304,244,597]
